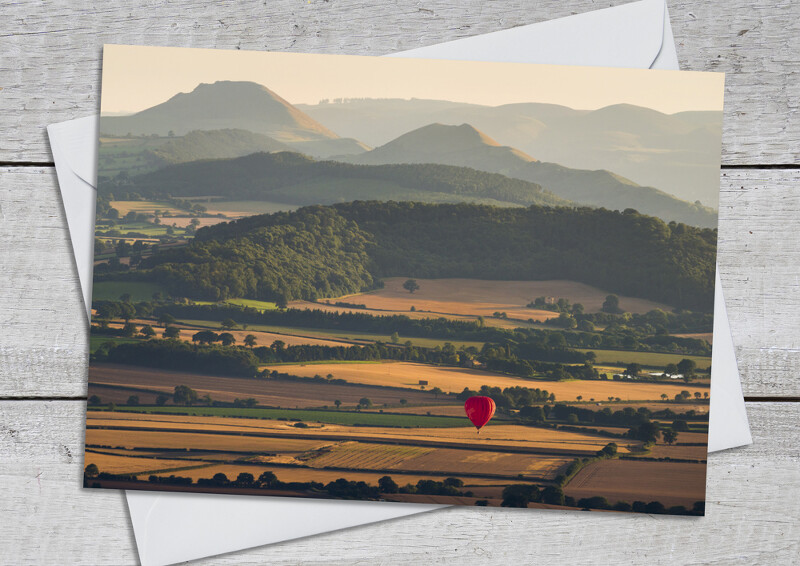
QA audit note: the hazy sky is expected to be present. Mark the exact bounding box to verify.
[101,44,724,115]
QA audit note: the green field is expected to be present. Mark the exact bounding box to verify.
[101,406,466,427]
[96,221,190,238]
[578,349,711,371]
[92,281,168,302]
[98,137,171,177]
[177,319,485,350]
[205,200,299,215]
[89,335,141,354]
[224,298,279,311]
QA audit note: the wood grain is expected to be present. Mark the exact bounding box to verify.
[0,0,797,164]
[0,400,796,564]
[2,167,799,397]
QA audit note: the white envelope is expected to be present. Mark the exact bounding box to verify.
[48,1,751,564]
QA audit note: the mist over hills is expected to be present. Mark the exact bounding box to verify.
[100,81,369,158]
[348,123,717,228]
[299,98,723,207]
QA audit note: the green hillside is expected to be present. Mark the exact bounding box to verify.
[120,202,716,311]
[107,151,569,209]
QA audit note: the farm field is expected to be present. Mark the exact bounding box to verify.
[203,200,299,216]
[176,319,486,350]
[85,411,639,454]
[564,459,707,508]
[264,361,710,401]
[336,277,671,317]
[303,442,572,479]
[577,349,712,371]
[88,363,442,408]
[142,462,519,488]
[288,300,534,330]
[92,281,167,302]
[82,451,213,475]
[103,319,353,349]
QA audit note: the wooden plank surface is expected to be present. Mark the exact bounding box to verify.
[1,1,798,564]
[2,167,799,397]
[1,401,797,564]
[0,0,797,164]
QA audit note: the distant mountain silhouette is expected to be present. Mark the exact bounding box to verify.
[299,99,722,207]
[100,81,369,158]
[346,123,717,228]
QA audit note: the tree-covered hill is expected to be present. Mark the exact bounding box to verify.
[111,151,569,209]
[130,202,716,311]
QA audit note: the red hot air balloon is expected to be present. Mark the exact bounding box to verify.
[464,396,496,433]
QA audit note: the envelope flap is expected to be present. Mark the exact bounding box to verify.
[49,116,98,186]
[390,0,666,69]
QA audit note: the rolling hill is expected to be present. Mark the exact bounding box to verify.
[99,81,369,158]
[299,99,723,207]
[347,123,718,228]
[133,201,717,311]
[118,151,570,209]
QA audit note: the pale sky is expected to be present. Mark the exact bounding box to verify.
[101,44,724,115]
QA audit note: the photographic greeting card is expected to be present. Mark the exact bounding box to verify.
[85,45,723,515]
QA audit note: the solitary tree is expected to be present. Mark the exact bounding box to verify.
[660,393,668,401]
[156,394,169,406]
[218,332,236,346]
[390,331,400,344]
[140,324,156,338]
[162,326,180,339]
[431,387,443,399]
[378,475,399,494]
[334,399,342,410]
[220,318,237,330]
[677,359,697,383]
[158,313,175,325]
[126,395,139,406]
[399,399,407,406]
[244,334,257,348]
[602,294,622,314]
[576,395,583,402]
[359,397,372,409]
[402,279,420,294]
[664,363,679,376]
[84,463,99,478]
[88,395,102,406]
[662,429,678,445]
[173,385,198,406]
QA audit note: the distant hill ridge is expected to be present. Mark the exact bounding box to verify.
[348,123,717,228]
[115,150,569,209]
[100,81,369,158]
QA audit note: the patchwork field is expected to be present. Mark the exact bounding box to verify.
[565,459,707,508]
[263,361,710,402]
[577,349,712,371]
[89,363,441,408]
[336,277,671,317]
[82,451,212,475]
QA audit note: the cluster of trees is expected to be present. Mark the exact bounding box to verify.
[93,339,261,377]
[100,201,714,310]
[457,385,554,411]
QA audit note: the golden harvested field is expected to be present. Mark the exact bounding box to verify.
[264,361,710,402]
[566,402,709,415]
[83,451,212,474]
[565,459,707,507]
[672,333,714,344]
[643,441,708,460]
[109,319,352,348]
[302,442,570,480]
[89,363,438,407]
[85,427,332,453]
[336,277,671,318]
[86,411,638,454]
[380,405,472,417]
[143,463,518,487]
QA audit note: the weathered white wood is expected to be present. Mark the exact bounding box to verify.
[0,0,797,164]
[2,167,799,397]
[0,400,797,564]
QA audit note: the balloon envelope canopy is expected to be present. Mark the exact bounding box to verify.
[464,396,496,431]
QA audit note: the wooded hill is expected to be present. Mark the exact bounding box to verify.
[128,201,716,311]
[110,151,569,209]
